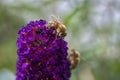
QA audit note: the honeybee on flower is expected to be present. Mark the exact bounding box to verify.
[48,18,67,39]
[16,19,71,80]
[68,49,80,69]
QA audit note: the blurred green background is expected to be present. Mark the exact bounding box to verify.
[0,0,120,80]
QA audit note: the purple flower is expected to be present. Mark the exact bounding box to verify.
[16,19,71,80]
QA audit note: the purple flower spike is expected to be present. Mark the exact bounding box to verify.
[16,19,71,80]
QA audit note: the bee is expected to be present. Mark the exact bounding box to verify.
[68,49,80,69]
[48,19,67,39]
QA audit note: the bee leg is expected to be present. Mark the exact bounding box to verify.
[55,32,62,39]
[61,32,67,39]
[54,31,59,40]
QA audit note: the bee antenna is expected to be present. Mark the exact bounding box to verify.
[50,15,57,20]
[50,15,62,22]
[57,16,62,22]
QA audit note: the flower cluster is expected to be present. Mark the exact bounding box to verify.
[16,19,71,80]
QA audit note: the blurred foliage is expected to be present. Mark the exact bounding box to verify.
[0,3,25,72]
[0,0,120,80]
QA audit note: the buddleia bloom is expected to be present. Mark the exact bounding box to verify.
[16,19,71,80]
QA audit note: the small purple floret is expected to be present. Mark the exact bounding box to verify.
[16,19,71,80]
